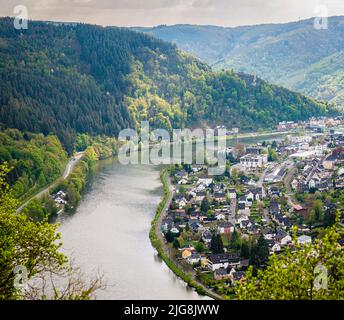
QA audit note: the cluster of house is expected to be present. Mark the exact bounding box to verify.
[291,147,344,193]
[276,116,343,132]
[163,168,256,283]
[163,162,298,284]
[161,127,344,287]
[51,190,67,206]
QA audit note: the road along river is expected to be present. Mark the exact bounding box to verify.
[57,132,299,299]
[58,158,209,299]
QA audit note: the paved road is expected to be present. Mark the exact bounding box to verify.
[284,162,297,194]
[282,161,300,214]
[257,168,268,187]
[17,151,85,213]
[62,152,84,179]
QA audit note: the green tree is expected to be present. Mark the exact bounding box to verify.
[173,238,180,249]
[237,218,344,300]
[240,241,251,259]
[196,242,205,253]
[250,234,270,269]
[201,197,210,213]
[230,229,240,250]
[210,234,224,254]
[0,164,102,300]
[165,231,176,243]
[268,148,278,162]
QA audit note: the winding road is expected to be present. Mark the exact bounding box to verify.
[17,151,85,213]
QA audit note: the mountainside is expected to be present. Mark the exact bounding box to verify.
[134,17,344,104]
[0,127,67,201]
[0,18,337,153]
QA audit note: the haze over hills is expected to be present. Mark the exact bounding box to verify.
[0,17,337,153]
[133,16,344,105]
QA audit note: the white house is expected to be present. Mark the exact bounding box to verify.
[240,154,268,169]
[217,222,234,235]
[208,253,240,271]
[187,253,201,265]
[175,196,187,208]
[215,213,226,220]
[228,189,237,199]
[55,197,67,205]
[298,235,312,245]
[191,165,204,173]
[198,175,213,186]
[56,190,66,198]
[178,178,188,185]
[170,227,180,234]
[280,234,292,246]
[270,242,281,254]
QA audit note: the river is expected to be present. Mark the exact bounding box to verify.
[58,159,209,299]
[57,132,298,299]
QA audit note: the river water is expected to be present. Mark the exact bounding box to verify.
[58,159,208,299]
[57,132,296,299]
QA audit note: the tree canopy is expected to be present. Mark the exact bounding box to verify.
[0,164,102,300]
[237,220,344,300]
[0,18,337,154]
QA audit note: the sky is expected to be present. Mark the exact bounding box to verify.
[1,0,344,27]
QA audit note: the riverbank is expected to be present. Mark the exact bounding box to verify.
[17,152,85,213]
[149,167,224,300]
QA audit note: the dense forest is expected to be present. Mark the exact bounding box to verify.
[135,17,344,104]
[0,17,338,154]
[0,127,67,202]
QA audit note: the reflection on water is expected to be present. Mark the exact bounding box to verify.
[57,132,296,300]
[58,159,209,300]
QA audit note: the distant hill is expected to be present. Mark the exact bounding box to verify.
[0,18,337,153]
[134,17,344,104]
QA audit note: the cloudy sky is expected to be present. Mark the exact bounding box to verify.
[1,0,344,27]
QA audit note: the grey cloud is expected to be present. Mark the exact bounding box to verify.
[1,0,344,26]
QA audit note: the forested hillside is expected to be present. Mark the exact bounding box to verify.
[135,17,344,104]
[0,127,67,201]
[0,18,337,154]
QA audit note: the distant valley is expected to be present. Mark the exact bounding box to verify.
[134,16,344,105]
[0,17,336,154]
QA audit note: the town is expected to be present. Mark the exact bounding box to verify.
[160,124,344,297]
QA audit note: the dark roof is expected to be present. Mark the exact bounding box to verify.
[247,187,263,195]
[176,170,188,177]
[214,268,230,276]
[269,201,280,214]
[238,203,246,210]
[218,221,234,228]
[214,192,226,198]
[275,229,288,240]
[232,271,246,281]
[189,253,201,259]
[241,220,250,227]
[202,230,212,239]
[209,253,240,264]
[241,176,250,183]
